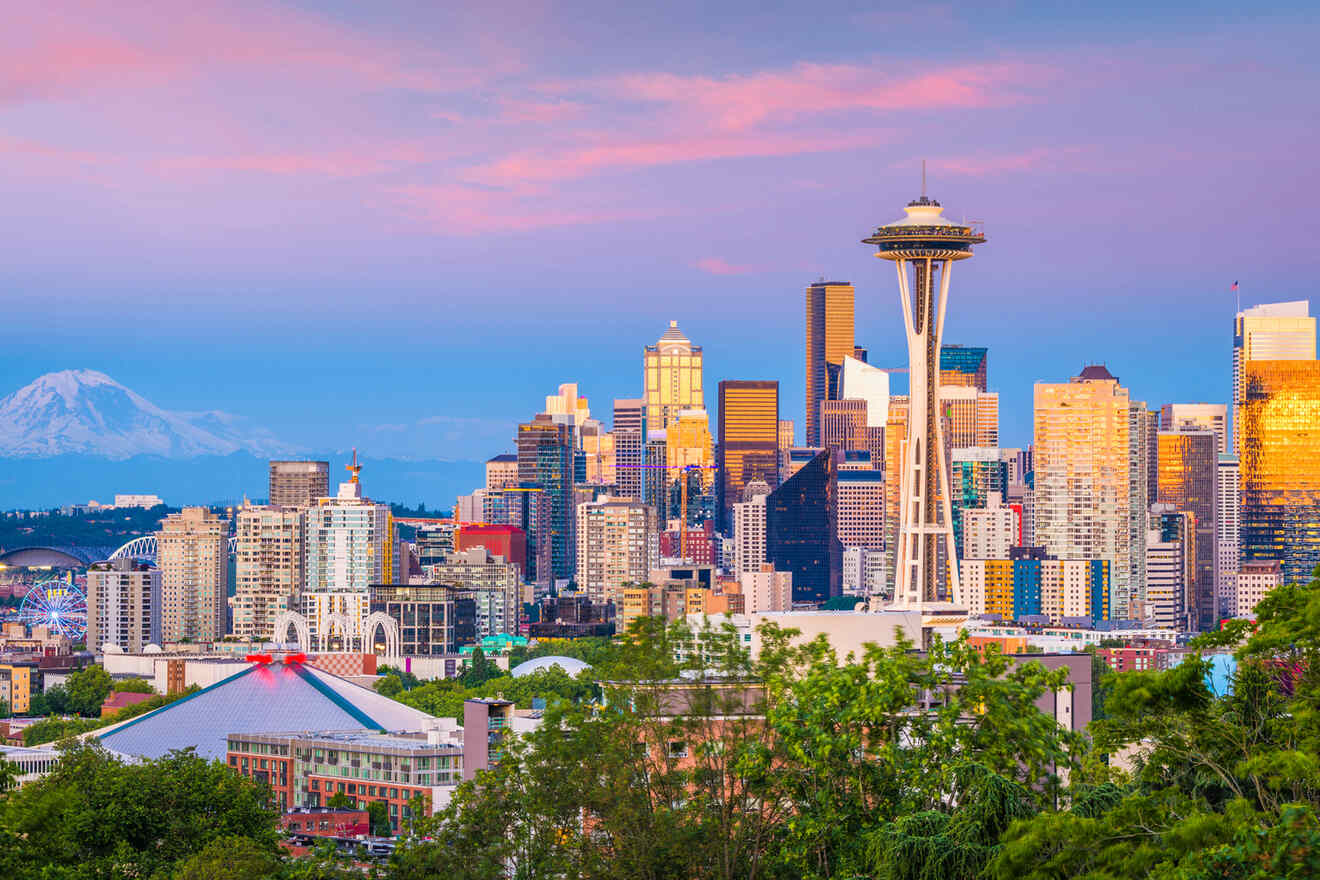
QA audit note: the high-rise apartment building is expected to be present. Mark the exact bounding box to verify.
[940,345,988,392]
[268,461,329,507]
[86,558,161,652]
[425,547,521,638]
[302,473,394,651]
[940,386,999,447]
[717,380,779,531]
[961,552,1108,624]
[157,506,229,642]
[644,321,704,434]
[233,504,305,642]
[804,281,855,446]
[517,416,577,581]
[612,398,645,501]
[1216,453,1241,619]
[1236,560,1284,618]
[575,497,658,605]
[485,454,519,490]
[1156,428,1218,629]
[766,449,841,604]
[963,492,1017,560]
[1240,359,1320,584]
[1233,301,1315,454]
[950,447,1012,558]
[1161,404,1228,455]
[733,480,771,575]
[1146,506,1195,630]
[1034,367,1141,618]
[739,564,793,613]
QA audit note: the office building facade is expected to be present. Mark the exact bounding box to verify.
[426,547,521,638]
[368,584,476,654]
[1233,301,1315,454]
[644,321,704,434]
[765,449,841,604]
[940,345,988,392]
[516,417,577,581]
[804,281,855,446]
[717,380,780,531]
[1156,428,1218,629]
[268,461,330,508]
[1160,403,1228,455]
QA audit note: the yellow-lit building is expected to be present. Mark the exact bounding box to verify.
[804,281,855,446]
[940,386,999,448]
[0,661,36,714]
[962,557,1108,624]
[1034,367,1142,617]
[1240,359,1320,585]
[644,321,704,435]
[717,381,779,531]
[1156,429,1218,629]
[666,409,714,489]
[1233,302,1315,455]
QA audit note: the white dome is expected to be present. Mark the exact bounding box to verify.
[143,643,163,654]
[510,656,592,678]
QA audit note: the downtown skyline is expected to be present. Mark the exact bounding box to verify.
[3,1,1317,461]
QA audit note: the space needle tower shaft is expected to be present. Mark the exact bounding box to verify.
[862,170,985,609]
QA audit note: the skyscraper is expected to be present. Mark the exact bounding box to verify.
[612,398,645,501]
[157,506,229,642]
[777,419,795,479]
[644,321,704,434]
[1160,403,1228,455]
[485,454,519,489]
[268,461,329,507]
[1034,366,1141,618]
[302,467,394,650]
[837,355,889,468]
[940,386,999,447]
[86,558,161,652]
[733,480,771,575]
[575,497,658,605]
[1157,428,1218,629]
[517,416,577,581]
[766,449,841,603]
[862,186,984,610]
[1145,506,1193,630]
[1240,359,1320,585]
[233,504,305,641]
[819,398,868,451]
[717,380,779,531]
[1233,301,1315,454]
[804,281,855,446]
[940,345,988,391]
[1216,453,1241,619]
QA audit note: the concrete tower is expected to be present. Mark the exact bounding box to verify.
[862,179,984,610]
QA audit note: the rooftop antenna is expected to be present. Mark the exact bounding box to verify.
[921,159,927,199]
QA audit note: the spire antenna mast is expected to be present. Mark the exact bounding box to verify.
[921,159,927,199]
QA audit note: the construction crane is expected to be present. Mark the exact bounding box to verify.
[613,462,718,564]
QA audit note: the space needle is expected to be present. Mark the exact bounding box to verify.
[863,166,984,614]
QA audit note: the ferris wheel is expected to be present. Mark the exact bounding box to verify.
[19,579,89,641]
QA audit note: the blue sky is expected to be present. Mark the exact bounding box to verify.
[2,1,1317,461]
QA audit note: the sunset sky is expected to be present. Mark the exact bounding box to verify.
[4,1,1317,460]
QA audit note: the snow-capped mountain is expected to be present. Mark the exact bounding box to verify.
[0,370,296,459]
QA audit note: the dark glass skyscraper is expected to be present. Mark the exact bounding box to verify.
[516,417,576,582]
[766,449,841,604]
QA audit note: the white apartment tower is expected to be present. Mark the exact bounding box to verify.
[87,558,161,652]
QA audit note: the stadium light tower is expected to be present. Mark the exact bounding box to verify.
[862,168,985,611]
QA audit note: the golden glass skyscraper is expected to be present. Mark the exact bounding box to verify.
[1156,428,1218,629]
[1240,359,1320,585]
[804,281,855,446]
[1034,366,1144,618]
[717,380,779,530]
[1233,301,1315,454]
[644,321,704,434]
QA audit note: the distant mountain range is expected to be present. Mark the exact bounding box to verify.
[0,369,296,459]
[0,371,483,510]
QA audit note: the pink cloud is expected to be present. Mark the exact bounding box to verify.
[693,257,756,276]
[156,144,434,179]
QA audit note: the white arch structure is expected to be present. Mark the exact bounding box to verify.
[110,535,238,563]
[362,611,401,659]
[272,610,311,652]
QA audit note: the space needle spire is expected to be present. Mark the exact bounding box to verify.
[863,172,985,612]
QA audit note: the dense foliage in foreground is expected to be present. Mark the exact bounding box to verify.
[7,571,1320,878]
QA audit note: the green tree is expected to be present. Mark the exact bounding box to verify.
[459,647,502,687]
[326,791,356,809]
[366,800,391,837]
[987,566,1320,879]
[172,835,282,880]
[64,664,114,716]
[111,677,156,694]
[1,740,280,879]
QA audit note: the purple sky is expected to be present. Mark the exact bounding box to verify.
[3,1,1317,463]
